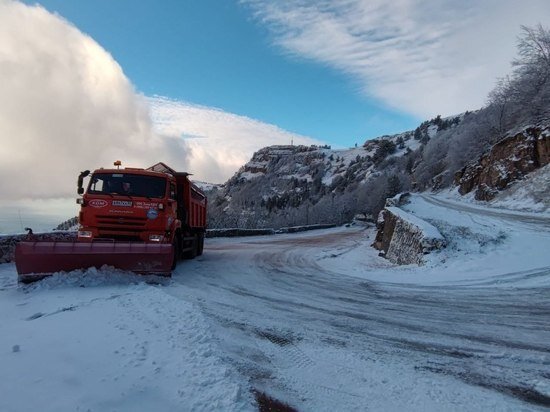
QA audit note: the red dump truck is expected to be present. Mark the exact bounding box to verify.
[15,162,207,282]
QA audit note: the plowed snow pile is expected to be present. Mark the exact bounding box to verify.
[0,268,253,412]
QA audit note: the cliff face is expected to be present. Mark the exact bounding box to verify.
[455,126,550,201]
[207,136,420,229]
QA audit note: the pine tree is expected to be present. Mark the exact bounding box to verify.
[386,175,402,198]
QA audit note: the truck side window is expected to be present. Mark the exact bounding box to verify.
[90,177,104,193]
[170,183,176,200]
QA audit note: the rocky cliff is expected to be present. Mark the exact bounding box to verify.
[206,139,416,229]
[205,117,458,230]
[454,126,550,200]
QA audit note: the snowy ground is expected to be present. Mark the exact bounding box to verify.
[1,194,549,411]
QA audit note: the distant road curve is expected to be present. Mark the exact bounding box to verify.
[420,194,550,229]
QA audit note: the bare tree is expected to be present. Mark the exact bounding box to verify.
[488,25,550,127]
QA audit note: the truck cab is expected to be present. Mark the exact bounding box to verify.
[77,162,207,259]
[78,167,177,243]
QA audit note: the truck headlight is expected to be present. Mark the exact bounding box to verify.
[78,230,92,238]
[149,234,164,242]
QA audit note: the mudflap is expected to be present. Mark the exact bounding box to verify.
[15,241,174,282]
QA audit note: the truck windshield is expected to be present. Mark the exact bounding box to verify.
[88,173,167,199]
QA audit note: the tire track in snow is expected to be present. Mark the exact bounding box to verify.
[170,226,550,410]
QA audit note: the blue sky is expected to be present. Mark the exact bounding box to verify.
[21,0,419,146]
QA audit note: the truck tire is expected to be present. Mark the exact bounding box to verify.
[190,234,198,258]
[197,233,204,256]
[183,234,198,259]
[171,236,181,270]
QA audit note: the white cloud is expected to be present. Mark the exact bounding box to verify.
[243,0,550,117]
[149,96,321,183]
[0,0,188,201]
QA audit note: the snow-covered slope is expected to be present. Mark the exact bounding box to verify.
[207,138,419,229]
[193,180,224,193]
[205,114,476,229]
[443,163,550,214]
[491,163,550,212]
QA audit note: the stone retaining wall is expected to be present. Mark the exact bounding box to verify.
[373,196,446,265]
[206,223,337,238]
[1,224,338,262]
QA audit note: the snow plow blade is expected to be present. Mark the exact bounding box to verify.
[15,241,174,282]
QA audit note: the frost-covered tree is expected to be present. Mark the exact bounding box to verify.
[373,140,397,164]
[488,24,550,128]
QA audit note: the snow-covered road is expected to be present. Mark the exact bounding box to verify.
[170,224,550,410]
[1,194,549,411]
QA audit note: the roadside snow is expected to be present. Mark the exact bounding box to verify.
[0,267,253,412]
[321,194,550,286]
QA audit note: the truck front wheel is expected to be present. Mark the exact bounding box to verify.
[171,236,181,270]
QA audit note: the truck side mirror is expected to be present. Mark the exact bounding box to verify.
[77,170,90,195]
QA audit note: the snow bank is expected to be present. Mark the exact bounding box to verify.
[490,163,550,213]
[322,193,549,286]
[393,194,550,285]
[442,162,550,214]
[385,206,445,242]
[0,266,253,412]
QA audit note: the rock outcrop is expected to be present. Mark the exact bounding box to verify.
[238,145,319,180]
[455,126,550,200]
[373,194,446,265]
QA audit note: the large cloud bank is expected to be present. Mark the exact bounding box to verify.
[0,0,188,200]
[149,97,320,184]
[0,1,318,202]
[244,0,550,118]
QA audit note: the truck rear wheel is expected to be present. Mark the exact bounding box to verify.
[197,233,204,256]
[183,234,198,259]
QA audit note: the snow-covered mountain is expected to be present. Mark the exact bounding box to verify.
[205,108,549,229]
